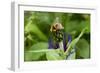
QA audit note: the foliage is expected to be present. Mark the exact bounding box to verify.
[24,11,90,61]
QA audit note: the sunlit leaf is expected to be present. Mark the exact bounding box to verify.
[28,48,66,60]
[24,42,48,61]
[76,39,90,58]
[24,51,47,61]
[25,21,48,41]
[66,49,76,60]
[65,28,86,55]
[46,49,63,60]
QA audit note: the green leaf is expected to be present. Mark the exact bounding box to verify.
[80,20,90,33]
[24,42,48,61]
[30,42,48,50]
[65,28,86,55]
[24,51,47,61]
[67,53,76,60]
[28,49,66,60]
[46,49,63,60]
[24,51,32,61]
[76,39,90,58]
[25,21,48,41]
[67,49,76,60]
[29,49,51,53]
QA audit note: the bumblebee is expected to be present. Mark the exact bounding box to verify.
[50,18,64,42]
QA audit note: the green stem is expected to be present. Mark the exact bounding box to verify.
[64,27,87,55]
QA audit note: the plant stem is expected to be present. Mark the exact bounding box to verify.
[64,27,87,55]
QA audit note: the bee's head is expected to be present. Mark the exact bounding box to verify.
[50,23,64,32]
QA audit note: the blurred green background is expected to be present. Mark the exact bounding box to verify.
[24,11,90,61]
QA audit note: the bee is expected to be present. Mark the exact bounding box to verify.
[49,17,66,49]
[50,21,64,43]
